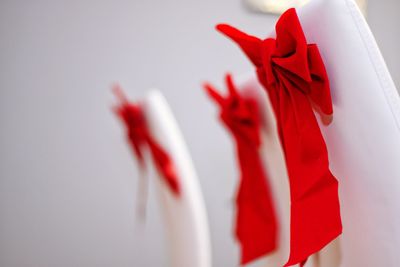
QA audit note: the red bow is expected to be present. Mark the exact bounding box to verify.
[204,74,278,264]
[217,8,342,266]
[113,85,180,196]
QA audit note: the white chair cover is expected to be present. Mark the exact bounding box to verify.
[299,0,400,266]
[143,90,212,267]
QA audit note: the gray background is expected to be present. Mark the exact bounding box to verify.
[0,0,398,266]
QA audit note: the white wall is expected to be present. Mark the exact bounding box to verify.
[367,0,400,90]
[0,1,398,266]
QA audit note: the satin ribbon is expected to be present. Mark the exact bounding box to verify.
[216,8,342,266]
[204,74,278,264]
[113,85,180,197]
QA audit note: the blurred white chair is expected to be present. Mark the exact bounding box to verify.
[142,90,212,267]
[297,0,400,266]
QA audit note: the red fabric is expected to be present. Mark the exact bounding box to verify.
[216,8,342,266]
[113,85,180,196]
[204,74,278,264]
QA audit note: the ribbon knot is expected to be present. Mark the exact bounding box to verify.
[113,85,181,196]
[217,9,332,115]
[205,74,261,147]
[216,8,342,266]
[205,74,278,264]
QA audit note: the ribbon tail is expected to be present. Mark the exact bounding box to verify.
[278,84,342,266]
[300,258,308,267]
[235,140,278,264]
[148,138,181,196]
[216,24,263,67]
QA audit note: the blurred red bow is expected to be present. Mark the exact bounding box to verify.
[205,74,278,264]
[113,85,180,196]
[217,8,342,266]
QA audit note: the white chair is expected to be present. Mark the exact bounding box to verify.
[142,90,212,267]
[237,1,400,266]
[297,0,400,266]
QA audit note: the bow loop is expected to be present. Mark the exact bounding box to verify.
[216,24,263,67]
[273,8,311,82]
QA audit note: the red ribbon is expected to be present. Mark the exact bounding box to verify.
[216,8,342,266]
[204,74,278,264]
[113,85,180,196]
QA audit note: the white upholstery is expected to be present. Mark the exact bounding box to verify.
[142,90,212,267]
[298,0,400,266]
